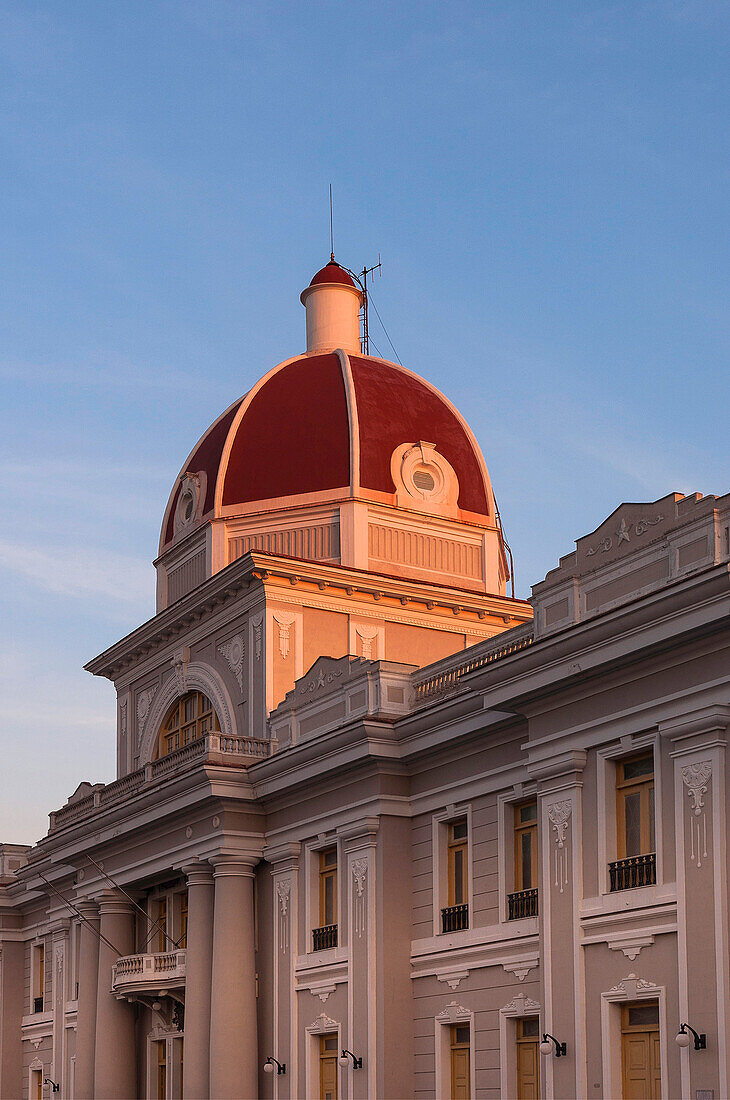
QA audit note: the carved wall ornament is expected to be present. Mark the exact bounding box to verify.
[352,857,369,937]
[218,634,245,691]
[171,646,190,696]
[587,536,612,557]
[547,799,572,893]
[307,1012,339,1035]
[586,514,664,556]
[274,613,295,660]
[252,615,263,661]
[299,665,343,695]
[435,1001,472,1025]
[136,686,157,745]
[437,969,469,990]
[119,699,127,740]
[276,878,292,953]
[501,994,541,1017]
[682,759,712,868]
[608,973,660,1000]
[356,626,379,660]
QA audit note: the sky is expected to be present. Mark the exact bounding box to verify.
[2,0,729,843]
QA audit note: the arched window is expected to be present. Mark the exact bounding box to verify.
[156,691,220,758]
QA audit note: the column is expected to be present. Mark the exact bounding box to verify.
[529,749,587,1100]
[74,901,99,1100]
[182,861,214,1100]
[93,890,137,1099]
[0,938,24,1099]
[209,856,258,1099]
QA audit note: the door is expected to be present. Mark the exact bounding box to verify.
[516,1017,540,1099]
[621,1002,661,1099]
[450,1024,470,1099]
[320,1034,338,1100]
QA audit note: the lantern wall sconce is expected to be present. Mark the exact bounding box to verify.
[676,1023,706,1051]
[338,1049,363,1069]
[263,1057,286,1075]
[44,1082,60,1094]
[539,1033,567,1058]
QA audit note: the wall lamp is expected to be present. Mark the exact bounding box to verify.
[44,1082,60,1094]
[263,1057,286,1075]
[676,1023,706,1051]
[539,1033,567,1058]
[339,1049,363,1069]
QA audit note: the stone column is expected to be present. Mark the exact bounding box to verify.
[182,861,215,1100]
[529,749,587,1100]
[209,856,258,1099]
[93,890,137,1099]
[0,938,24,1099]
[74,901,100,1100]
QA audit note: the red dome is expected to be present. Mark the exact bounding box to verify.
[309,258,357,289]
[160,351,494,551]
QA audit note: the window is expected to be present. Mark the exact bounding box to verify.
[516,1017,540,1099]
[156,691,220,759]
[450,1024,471,1099]
[313,848,338,950]
[155,1040,167,1100]
[319,1034,338,1100]
[509,802,539,919]
[153,898,168,953]
[442,820,469,932]
[621,1002,661,1099]
[179,892,188,949]
[33,943,44,1013]
[611,754,656,891]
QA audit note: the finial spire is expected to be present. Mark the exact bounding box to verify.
[329,183,334,260]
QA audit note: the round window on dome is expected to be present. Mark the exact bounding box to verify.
[181,491,194,521]
[412,467,437,493]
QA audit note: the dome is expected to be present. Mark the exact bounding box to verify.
[156,258,507,609]
[161,350,494,551]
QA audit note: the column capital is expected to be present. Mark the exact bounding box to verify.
[660,704,730,751]
[263,840,301,868]
[96,889,136,917]
[527,748,587,787]
[182,860,214,887]
[74,898,100,921]
[336,815,380,848]
[210,854,258,878]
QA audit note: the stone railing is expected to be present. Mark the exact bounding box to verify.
[50,733,274,832]
[412,624,534,703]
[111,949,187,992]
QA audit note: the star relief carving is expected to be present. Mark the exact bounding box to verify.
[616,518,631,544]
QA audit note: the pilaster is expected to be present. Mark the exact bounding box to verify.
[264,841,301,1100]
[182,861,215,1100]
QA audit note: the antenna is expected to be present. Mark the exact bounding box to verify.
[329,184,334,260]
[358,254,382,355]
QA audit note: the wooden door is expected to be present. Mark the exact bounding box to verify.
[320,1034,338,1100]
[450,1024,471,1099]
[621,1003,661,1099]
[516,1017,540,1099]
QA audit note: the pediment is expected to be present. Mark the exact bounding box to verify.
[576,493,681,572]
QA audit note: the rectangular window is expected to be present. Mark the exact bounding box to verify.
[313,849,338,950]
[516,1017,540,1099]
[621,1001,661,1099]
[179,892,188,949]
[617,755,654,858]
[319,1034,338,1100]
[514,802,537,891]
[450,1023,471,1099]
[154,899,168,953]
[156,1039,167,1100]
[33,944,44,1012]
[448,820,468,906]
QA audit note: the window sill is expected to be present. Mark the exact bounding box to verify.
[580,884,677,921]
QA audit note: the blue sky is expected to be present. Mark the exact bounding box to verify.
[2,1,729,842]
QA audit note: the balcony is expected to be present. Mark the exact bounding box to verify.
[609,853,656,892]
[312,924,338,951]
[441,903,469,933]
[508,888,539,920]
[111,950,186,995]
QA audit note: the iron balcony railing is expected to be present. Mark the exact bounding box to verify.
[508,887,539,920]
[33,996,44,1013]
[441,903,469,933]
[312,924,338,951]
[609,852,656,892]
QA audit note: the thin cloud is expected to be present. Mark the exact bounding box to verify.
[0,539,151,606]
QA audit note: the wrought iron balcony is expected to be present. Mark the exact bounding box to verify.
[312,924,338,951]
[508,887,539,920]
[111,949,186,995]
[33,996,44,1014]
[609,853,656,892]
[441,903,469,933]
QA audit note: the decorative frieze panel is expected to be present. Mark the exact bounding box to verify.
[547,799,572,893]
[356,625,378,660]
[368,524,482,580]
[276,878,291,953]
[352,857,368,938]
[682,759,712,868]
[229,522,340,564]
[167,550,206,604]
[274,613,296,660]
[218,634,245,692]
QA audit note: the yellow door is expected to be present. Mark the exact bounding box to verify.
[450,1024,471,1099]
[516,1017,540,1099]
[621,1003,661,1099]
[320,1034,338,1100]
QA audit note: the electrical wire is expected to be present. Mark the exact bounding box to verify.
[367,291,403,365]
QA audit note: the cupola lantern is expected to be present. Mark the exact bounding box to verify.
[300,256,362,353]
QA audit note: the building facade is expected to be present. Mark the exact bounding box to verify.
[1,260,729,1100]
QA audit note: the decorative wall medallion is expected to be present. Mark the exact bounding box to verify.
[252,615,263,661]
[276,878,292,953]
[218,634,245,691]
[173,471,204,536]
[136,687,157,745]
[211,815,220,828]
[547,799,572,892]
[682,759,712,868]
[356,626,378,660]
[275,613,296,660]
[352,857,368,937]
[185,826,193,839]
